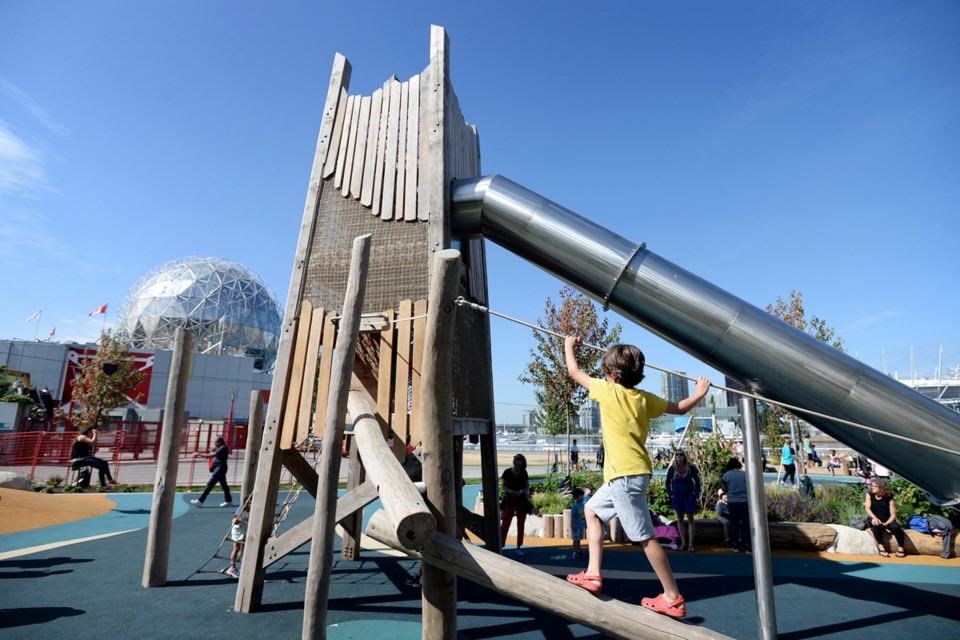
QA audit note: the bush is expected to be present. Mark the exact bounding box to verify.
[530,491,570,515]
[648,478,673,517]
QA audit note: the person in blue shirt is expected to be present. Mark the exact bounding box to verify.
[780,437,797,487]
[570,487,587,559]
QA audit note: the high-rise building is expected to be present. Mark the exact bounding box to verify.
[661,371,690,404]
[521,410,536,428]
[579,399,599,433]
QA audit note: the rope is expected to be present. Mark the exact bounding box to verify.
[454,297,960,458]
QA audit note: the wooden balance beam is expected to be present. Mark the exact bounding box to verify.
[365,509,732,640]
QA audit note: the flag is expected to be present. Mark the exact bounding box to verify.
[25,310,41,323]
[47,327,56,341]
[88,304,108,316]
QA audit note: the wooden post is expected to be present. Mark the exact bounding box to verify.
[349,391,435,549]
[418,249,461,639]
[236,52,351,614]
[366,510,732,640]
[302,234,371,640]
[142,328,193,588]
[241,390,264,505]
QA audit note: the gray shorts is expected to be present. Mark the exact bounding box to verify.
[586,474,655,542]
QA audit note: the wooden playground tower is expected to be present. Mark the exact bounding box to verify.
[233,26,726,640]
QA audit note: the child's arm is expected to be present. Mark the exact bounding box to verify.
[666,377,711,414]
[564,336,592,390]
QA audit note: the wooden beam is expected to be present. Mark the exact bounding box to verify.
[280,448,319,496]
[366,510,732,640]
[280,300,313,451]
[296,306,326,447]
[418,250,462,638]
[349,391,435,550]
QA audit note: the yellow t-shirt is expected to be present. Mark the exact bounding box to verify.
[589,378,668,482]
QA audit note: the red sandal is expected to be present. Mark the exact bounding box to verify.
[641,593,686,618]
[566,570,603,594]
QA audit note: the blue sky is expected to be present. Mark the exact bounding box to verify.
[2,1,958,423]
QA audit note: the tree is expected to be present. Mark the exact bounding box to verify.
[0,365,34,405]
[763,290,844,449]
[519,287,622,437]
[68,331,146,429]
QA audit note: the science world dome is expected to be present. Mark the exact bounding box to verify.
[117,257,282,370]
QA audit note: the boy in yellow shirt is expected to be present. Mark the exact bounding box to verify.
[564,336,710,618]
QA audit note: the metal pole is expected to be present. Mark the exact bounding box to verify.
[741,397,777,640]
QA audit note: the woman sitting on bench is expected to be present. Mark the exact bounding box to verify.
[71,427,118,489]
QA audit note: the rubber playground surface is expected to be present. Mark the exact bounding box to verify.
[1,487,958,640]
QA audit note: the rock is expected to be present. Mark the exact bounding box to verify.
[0,471,34,491]
[827,524,879,555]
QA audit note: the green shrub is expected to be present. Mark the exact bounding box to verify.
[648,478,674,517]
[45,475,64,488]
[530,491,570,515]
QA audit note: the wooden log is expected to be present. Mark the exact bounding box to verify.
[236,53,350,614]
[240,389,264,505]
[349,391,435,549]
[303,234,371,640]
[562,508,572,539]
[340,435,365,559]
[366,510,731,640]
[419,250,462,639]
[142,327,193,588]
[543,514,555,539]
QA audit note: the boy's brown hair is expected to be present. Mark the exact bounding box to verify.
[601,344,646,388]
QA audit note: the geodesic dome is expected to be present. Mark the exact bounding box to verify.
[118,257,281,370]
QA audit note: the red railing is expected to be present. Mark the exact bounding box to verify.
[0,420,247,487]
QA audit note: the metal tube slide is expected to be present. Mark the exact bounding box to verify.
[451,175,960,504]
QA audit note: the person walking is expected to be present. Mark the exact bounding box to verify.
[191,436,233,507]
[563,335,710,618]
[780,437,797,487]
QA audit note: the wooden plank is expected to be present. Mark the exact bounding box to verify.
[333,94,356,190]
[295,306,326,447]
[280,300,313,451]
[417,70,430,221]
[376,309,396,442]
[349,95,371,199]
[372,77,394,217]
[392,299,413,452]
[281,448,319,495]
[423,26,451,252]
[322,86,349,179]
[404,73,420,221]
[311,311,337,440]
[409,298,427,448]
[394,80,409,221]
[360,88,383,207]
[381,78,402,221]
[340,435,365,559]
[341,94,362,197]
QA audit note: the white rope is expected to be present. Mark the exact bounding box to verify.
[454,297,960,458]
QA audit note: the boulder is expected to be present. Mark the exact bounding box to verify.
[0,471,34,492]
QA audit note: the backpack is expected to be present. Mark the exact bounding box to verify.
[907,515,930,534]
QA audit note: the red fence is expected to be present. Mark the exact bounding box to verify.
[0,420,248,487]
